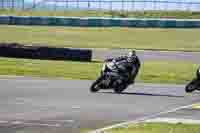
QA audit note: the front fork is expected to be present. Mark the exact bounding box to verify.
[195,78,200,90]
[102,74,120,89]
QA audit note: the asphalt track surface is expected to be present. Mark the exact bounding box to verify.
[0,77,200,133]
[93,49,200,63]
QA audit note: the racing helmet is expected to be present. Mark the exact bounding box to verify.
[127,50,136,63]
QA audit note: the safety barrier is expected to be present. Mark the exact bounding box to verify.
[0,16,10,24]
[0,43,92,62]
[1,15,200,27]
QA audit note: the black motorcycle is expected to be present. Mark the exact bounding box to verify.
[185,67,200,93]
[90,61,130,93]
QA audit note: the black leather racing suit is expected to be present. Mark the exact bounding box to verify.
[105,55,140,84]
[196,67,200,79]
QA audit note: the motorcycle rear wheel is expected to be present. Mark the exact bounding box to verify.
[114,83,127,94]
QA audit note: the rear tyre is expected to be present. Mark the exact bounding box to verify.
[90,75,104,93]
[114,83,127,94]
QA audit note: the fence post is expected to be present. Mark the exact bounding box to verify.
[143,0,146,11]
[110,1,112,11]
[122,0,124,12]
[88,1,90,9]
[66,0,68,9]
[165,1,168,11]
[99,0,101,10]
[33,0,36,8]
[1,0,4,9]
[131,0,133,11]
[54,0,57,11]
[22,0,25,10]
[11,0,14,10]
[76,0,79,9]
[180,0,184,11]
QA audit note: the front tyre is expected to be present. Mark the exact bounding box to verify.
[90,75,104,93]
[185,84,196,93]
[185,79,197,93]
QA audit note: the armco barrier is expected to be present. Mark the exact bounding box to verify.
[1,16,200,27]
[0,43,92,62]
[0,16,10,24]
[10,16,31,25]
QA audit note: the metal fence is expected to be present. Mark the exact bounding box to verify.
[1,0,200,11]
[0,0,24,9]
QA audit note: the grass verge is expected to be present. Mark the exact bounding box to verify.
[1,9,200,19]
[0,57,197,84]
[1,25,200,51]
[105,122,200,133]
[80,129,90,133]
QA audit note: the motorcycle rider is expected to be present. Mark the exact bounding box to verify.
[105,50,141,85]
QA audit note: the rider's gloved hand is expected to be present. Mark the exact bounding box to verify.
[105,58,113,62]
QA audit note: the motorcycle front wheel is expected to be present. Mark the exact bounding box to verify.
[185,79,198,93]
[90,75,105,93]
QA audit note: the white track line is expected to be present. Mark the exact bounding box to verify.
[0,119,75,127]
[22,122,61,127]
[146,118,200,124]
[89,103,195,133]
[0,120,61,127]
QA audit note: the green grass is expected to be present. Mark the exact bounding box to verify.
[1,25,200,51]
[139,61,196,84]
[0,57,197,84]
[0,57,100,80]
[106,122,200,133]
[80,129,90,133]
[1,9,200,19]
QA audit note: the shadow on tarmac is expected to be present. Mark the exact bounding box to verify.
[99,91,185,98]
